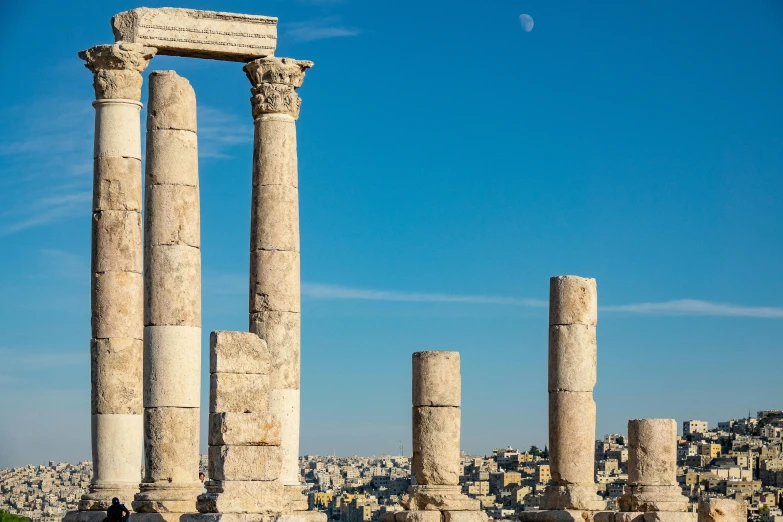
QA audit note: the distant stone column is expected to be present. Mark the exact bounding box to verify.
[77,42,155,513]
[542,276,605,511]
[619,419,689,513]
[243,57,312,492]
[132,70,202,518]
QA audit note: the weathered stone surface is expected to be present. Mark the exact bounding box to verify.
[442,512,488,522]
[92,271,143,340]
[136,482,204,501]
[131,513,198,522]
[548,324,596,393]
[412,408,460,486]
[80,483,141,511]
[210,373,270,413]
[91,413,144,484]
[208,446,282,481]
[245,59,313,120]
[65,510,117,522]
[144,244,201,327]
[92,211,142,273]
[94,100,144,159]
[80,43,156,101]
[145,184,200,248]
[614,514,646,522]
[249,311,300,390]
[549,276,597,326]
[146,130,199,186]
[549,391,597,486]
[272,390,301,486]
[185,513,326,522]
[250,249,300,313]
[112,8,277,62]
[619,485,688,513]
[393,511,441,522]
[143,407,200,484]
[697,497,746,522]
[627,419,678,486]
[541,484,606,511]
[211,331,270,375]
[94,157,142,211]
[642,513,697,522]
[144,326,201,407]
[250,184,299,252]
[208,413,281,446]
[251,115,298,187]
[518,511,612,522]
[197,479,284,513]
[91,338,143,415]
[147,70,197,132]
[403,486,479,511]
[412,351,460,407]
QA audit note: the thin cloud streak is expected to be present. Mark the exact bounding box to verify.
[602,299,783,318]
[284,17,359,43]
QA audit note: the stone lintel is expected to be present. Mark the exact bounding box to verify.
[112,8,277,62]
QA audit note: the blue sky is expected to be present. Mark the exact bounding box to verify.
[0,0,782,468]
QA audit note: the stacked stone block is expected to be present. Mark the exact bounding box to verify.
[697,498,746,522]
[133,70,202,519]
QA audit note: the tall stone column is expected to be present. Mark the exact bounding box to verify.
[77,42,155,514]
[243,57,313,492]
[132,70,202,519]
[542,276,605,511]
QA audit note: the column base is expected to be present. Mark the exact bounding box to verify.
[401,486,480,511]
[182,513,326,522]
[519,510,614,522]
[64,511,113,522]
[384,511,487,522]
[80,483,140,511]
[618,486,688,513]
[541,485,606,511]
[133,482,202,513]
[130,513,197,522]
[615,513,697,522]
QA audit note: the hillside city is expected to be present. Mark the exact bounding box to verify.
[2,411,782,522]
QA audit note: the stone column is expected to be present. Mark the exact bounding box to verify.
[132,70,202,518]
[243,57,313,492]
[619,419,689,513]
[542,276,605,511]
[77,42,156,514]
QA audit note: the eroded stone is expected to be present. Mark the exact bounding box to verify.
[92,271,143,340]
[412,351,460,407]
[208,412,281,446]
[549,391,597,486]
[412,408,460,486]
[91,338,143,415]
[144,244,201,327]
[145,184,200,248]
[697,497,746,522]
[143,407,200,484]
[249,311,300,390]
[208,446,282,481]
[627,419,678,486]
[548,324,597,393]
[549,275,597,326]
[211,331,270,375]
[94,157,142,211]
[249,249,300,314]
[210,373,270,414]
[251,184,299,252]
[144,325,201,408]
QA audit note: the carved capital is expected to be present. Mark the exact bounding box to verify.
[79,43,156,101]
[244,57,313,119]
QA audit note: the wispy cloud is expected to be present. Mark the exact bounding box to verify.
[40,249,89,280]
[602,299,783,318]
[1,191,91,235]
[283,17,359,43]
[197,105,252,159]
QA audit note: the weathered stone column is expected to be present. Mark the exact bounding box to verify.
[132,70,201,519]
[243,57,312,492]
[619,419,689,514]
[77,43,155,515]
[542,276,605,511]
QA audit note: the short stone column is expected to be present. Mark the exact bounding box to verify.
[132,70,201,519]
[697,497,746,522]
[619,419,689,514]
[542,276,605,512]
[75,42,156,516]
[402,351,483,518]
[243,57,313,498]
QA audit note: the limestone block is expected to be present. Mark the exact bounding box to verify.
[550,276,597,326]
[208,412,281,446]
[619,485,688,513]
[92,211,142,273]
[185,514,325,522]
[270,389,301,486]
[697,497,746,522]
[253,116,298,187]
[442,511,489,522]
[549,391,597,485]
[144,244,201,327]
[144,326,201,407]
[91,338,143,415]
[642,513,697,522]
[64,511,116,522]
[394,512,440,522]
[94,157,142,211]
[145,184,200,248]
[548,324,597,393]
[412,407,460,486]
[94,100,143,160]
[281,484,309,511]
[143,407,200,484]
[146,130,199,186]
[628,419,678,486]
[211,330,270,375]
[614,515,646,522]
[403,485,479,511]
[210,373,269,413]
[250,249,300,313]
[197,480,284,513]
[249,311,300,390]
[519,512,611,522]
[136,482,204,501]
[208,446,282,481]
[147,71,197,132]
[112,8,277,62]
[92,413,143,484]
[412,351,460,407]
[250,184,300,252]
[541,484,606,511]
[92,271,143,340]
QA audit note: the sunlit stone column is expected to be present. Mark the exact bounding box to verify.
[77,42,155,514]
[133,70,202,519]
[542,276,606,512]
[243,57,313,493]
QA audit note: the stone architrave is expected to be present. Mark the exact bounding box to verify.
[132,70,202,520]
[70,43,155,521]
[244,57,312,500]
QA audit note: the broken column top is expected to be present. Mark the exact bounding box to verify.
[112,7,277,62]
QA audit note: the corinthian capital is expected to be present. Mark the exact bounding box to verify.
[79,43,156,101]
[244,57,313,119]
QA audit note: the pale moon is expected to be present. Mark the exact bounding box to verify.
[519,14,534,32]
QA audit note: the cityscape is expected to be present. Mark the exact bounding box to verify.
[3,411,781,522]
